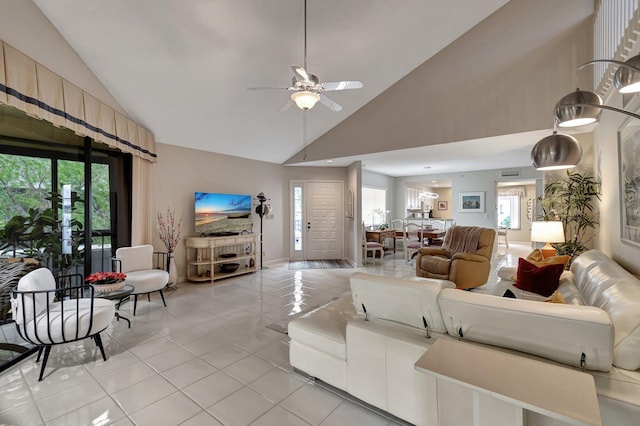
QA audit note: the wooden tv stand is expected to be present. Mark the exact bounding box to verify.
[185,234,257,282]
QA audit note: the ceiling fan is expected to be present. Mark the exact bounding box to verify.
[248,0,363,112]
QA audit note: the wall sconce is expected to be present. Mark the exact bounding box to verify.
[531,54,640,170]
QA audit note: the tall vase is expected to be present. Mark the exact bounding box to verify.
[168,252,178,287]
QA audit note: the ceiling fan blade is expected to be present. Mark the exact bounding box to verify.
[319,94,342,112]
[247,86,290,91]
[292,65,310,81]
[279,98,294,112]
[322,80,364,91]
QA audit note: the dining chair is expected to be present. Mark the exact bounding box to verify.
[363,227,384,264]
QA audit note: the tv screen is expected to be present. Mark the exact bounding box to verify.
[195,192,252,236]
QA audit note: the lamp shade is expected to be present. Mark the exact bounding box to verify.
[554,89,603,127]
[531,221,565,243]
[291,91,320,110]
[530,131,582,170]
[614,54,640,94]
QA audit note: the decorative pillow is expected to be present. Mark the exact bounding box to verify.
[514,258,564,297]
[526,249,570,269]
[544,290,566,304]
[507,250,571,281]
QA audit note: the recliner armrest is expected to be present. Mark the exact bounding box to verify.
[451,253,488,262]
[418,248,446,256]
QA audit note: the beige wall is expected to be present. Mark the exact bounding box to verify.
[0,1,125,113]
[432,188,452,219]
[153,143,348,280]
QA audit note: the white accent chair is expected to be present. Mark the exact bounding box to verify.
[11,268,115,381]
[114,245,169,315]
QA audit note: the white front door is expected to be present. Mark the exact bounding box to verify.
[290,181,343,260]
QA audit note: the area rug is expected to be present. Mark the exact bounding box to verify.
[266,297,339,334]
[288,259,353,270]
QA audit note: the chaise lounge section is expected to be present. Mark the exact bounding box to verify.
[288,250,640,425]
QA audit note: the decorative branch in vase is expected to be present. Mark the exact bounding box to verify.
[156,208,182,289]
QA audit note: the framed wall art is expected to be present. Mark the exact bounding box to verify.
[437,201,448,210]
[459,191,485,213]
[618,121,640,246]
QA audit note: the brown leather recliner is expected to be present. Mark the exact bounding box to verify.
[416,226,496,289]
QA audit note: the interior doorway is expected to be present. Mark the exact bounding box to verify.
[495,180,538,243]
[290,181,344,260]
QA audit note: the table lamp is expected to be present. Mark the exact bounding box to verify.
[531,221,565,258]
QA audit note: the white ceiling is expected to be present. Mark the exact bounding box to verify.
[32,0,554,177]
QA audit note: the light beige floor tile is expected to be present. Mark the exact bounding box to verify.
[130,391,201,426]
[94,360,158,393]
[36,380,107,421]
[249,368,306,404]
[46,396,126,426]
[0,399,45,425]
[111,374,177,414]
[180,410,225,425]
[162,357,218,388]
[251,406,312,426]
[318,400,390,426]
[144,346,196,372]
[208,387,274,426]
[201,345,250,369]
[280,384,344,426]
[223,354,276,384]
[182,370,243,408]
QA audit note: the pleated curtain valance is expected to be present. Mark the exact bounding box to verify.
[497,186,526,197]
[0,41,157,162]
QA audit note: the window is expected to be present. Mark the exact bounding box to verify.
[362,187,387,227]
[497,195,521,229]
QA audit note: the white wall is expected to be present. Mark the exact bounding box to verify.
[395,167,542,230]
[594,89,640,274]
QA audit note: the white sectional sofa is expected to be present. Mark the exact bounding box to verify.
[288,250,640,425]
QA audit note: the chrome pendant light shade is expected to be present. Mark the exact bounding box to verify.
[531,131,582,170]
[614,54,640,94]
[554,89,603,128]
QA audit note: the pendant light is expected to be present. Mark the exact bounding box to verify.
[530,131,582,170]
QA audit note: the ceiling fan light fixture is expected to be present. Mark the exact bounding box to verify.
[291,91,320,110]
[530,131,582,170]
[554,89,603,127]
[614,54,640,94]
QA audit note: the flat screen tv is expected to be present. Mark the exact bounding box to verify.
[195,192,252,236]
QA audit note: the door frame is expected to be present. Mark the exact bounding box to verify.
[289,180,344,260]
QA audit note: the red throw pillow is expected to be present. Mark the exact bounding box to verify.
[514,258,564,297]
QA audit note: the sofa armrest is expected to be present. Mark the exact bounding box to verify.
[451,252,488,262]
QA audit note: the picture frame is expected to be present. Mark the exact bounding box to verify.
[437,201,448,210]
[459,191,484,213]
[618,120,640,246]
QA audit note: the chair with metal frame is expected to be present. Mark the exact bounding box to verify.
[11,267,115,381]
[113,245,169,316]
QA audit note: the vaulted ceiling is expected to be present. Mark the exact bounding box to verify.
[32,0,594,176]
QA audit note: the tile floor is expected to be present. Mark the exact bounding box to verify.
[0,242,531,426]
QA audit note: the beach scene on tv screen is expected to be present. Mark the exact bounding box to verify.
[195,192,252,235]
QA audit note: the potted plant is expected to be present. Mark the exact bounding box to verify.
[537,170,601,260]
[0,191,85,277]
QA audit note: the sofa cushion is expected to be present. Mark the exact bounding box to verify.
[287,296,356,360]
[514,258,564,297]
[571,250,640,370]
[439,288,614,371]
[350,272,454,333]
[527,249,571,269]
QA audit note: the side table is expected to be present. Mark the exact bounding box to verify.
[94,284,134,328]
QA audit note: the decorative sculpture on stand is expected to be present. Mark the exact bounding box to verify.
[255,192,270,269]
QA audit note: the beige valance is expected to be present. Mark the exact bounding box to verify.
[0,41,157,162]
[498,186,526,197]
